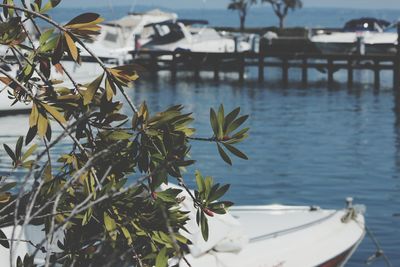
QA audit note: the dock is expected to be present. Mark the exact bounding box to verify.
[132,50,400,89]
[132,25,400,89]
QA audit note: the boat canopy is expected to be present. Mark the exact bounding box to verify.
[343,17,391,32]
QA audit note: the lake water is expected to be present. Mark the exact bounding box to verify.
[1,5,400,266]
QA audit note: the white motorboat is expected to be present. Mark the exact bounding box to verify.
[141,20,251,54]
[0,195,365,267]
[311,17,397,54]
[71,9,178,65]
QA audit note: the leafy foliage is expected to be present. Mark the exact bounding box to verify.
[227,0,257,31]
[262,0,303,28]
[0,1,249,266]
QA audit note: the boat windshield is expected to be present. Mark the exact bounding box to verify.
[152,23,185,44]
[343,18,389,32]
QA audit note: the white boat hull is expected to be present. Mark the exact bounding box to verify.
[181,205,365,267]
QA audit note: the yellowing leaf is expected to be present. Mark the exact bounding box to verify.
[0,77,11,86]
[29,103,39,128]
[21,144,38,162]
[43,163,52,182]
[104,212,117,241]
[64,33,79,62]
[37,113,48,138]
[83,74,104,105]
[42,103,67,124]
[0,193,11,203]
[120,226,132,245]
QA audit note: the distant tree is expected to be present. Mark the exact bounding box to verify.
[262,0,303,29]
[228,0,257,31]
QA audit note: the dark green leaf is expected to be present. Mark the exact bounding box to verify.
[25,126,37,145]
[231,127,250,139]
[0,182,17,193]
[3,144,16,163]
[222,143,248,160]
[210,108,218,137]
[200,212,209,241]
[65,13,101,26]
[217,143,232,165]
[224,107,240,131]
[209,184,230,203]
[15,136,23,160]
[217,104,224,137]
[226,115,249,135]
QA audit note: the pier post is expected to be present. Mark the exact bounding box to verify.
[258,51,264,83]
[213,54,220,82]
[347,59,353,88]
[171,52,177,82]
[301,57,308,85]
[150,53,158,78]
[374,60,380,90]
[327,58,334,85]
[194,54,200,81]
[238,52,245,83]
[394,22,400,90]
[282,57,289,86]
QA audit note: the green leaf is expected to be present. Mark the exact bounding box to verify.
[0,182,17,193]
[15,136,23,160]
[200,212,209,241]
[222,143,248,160]
[226,115,249,135]
[41,0,61,13]
[82,207,93,226]
[155,247,168,267]
[210,108,218,137]
[217,143,232,165]
[209,184,230,203]
[0,229,9,249]
[195,170,205,192]
[224,107,240,131]
[104,212,117,241]
[21,144,38,162]
[3,144,16,163]
[65,13,102,27]
[39,28,54,45]
[102,130,132,141]
[217,104,224,137]
[42,163,52,182]
[157,188,182,203]
[231,127,250,139]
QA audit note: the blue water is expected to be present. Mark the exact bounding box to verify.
[2,5,400,266]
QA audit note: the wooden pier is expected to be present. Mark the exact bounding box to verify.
[133,50,399,89]
[132,26,400,89]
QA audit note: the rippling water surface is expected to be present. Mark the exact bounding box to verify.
[1,69,400,266]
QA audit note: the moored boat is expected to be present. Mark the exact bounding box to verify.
[0,200,365,267]
[311,17,397,54]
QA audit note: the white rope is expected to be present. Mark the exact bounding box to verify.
[249,210,339,243]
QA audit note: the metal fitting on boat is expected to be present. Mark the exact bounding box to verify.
[345,197,353,208]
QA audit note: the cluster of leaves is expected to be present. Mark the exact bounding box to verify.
[0,1,249,267]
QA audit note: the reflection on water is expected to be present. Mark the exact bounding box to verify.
[1,70,400,266]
